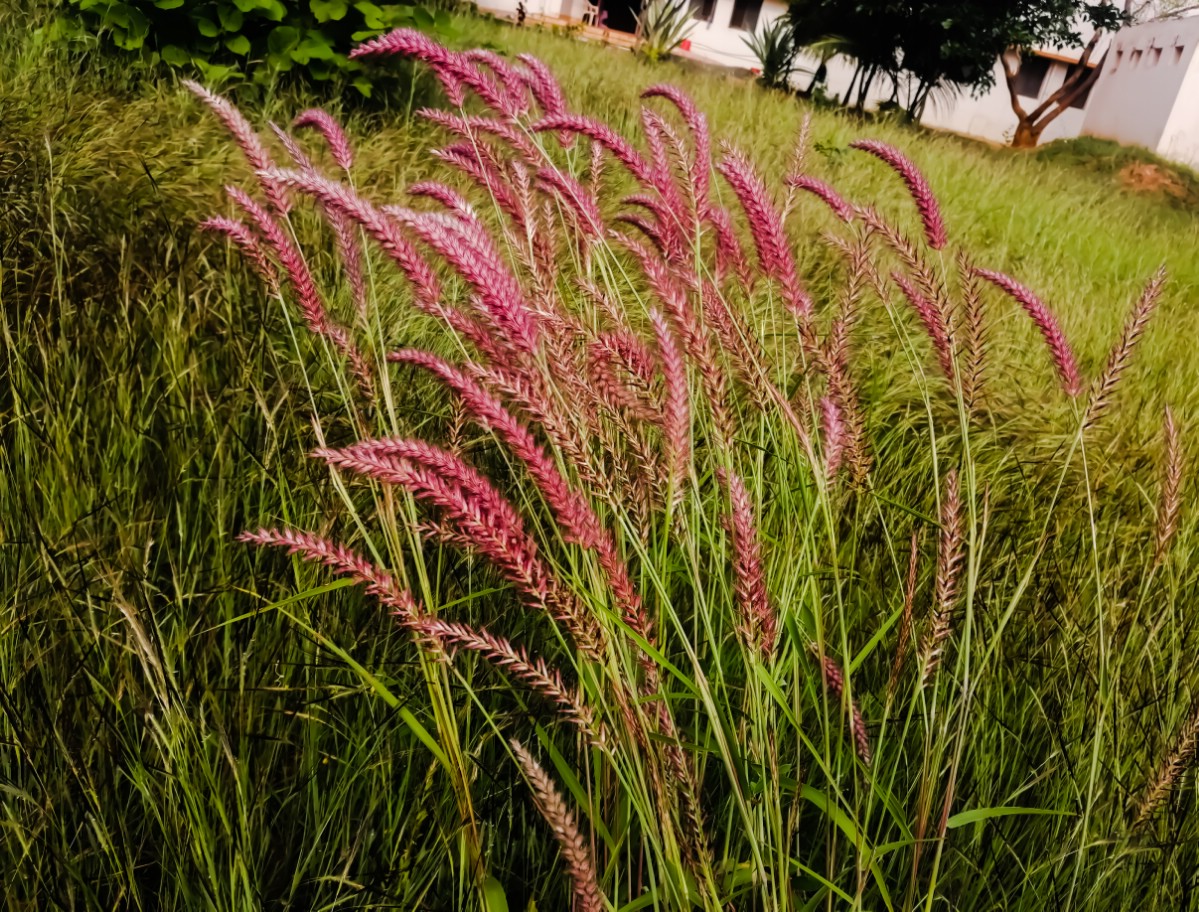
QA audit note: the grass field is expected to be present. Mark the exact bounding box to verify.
[4,6,1199,911]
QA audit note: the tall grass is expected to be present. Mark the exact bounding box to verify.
[4,7,1199,910]
[185,25,1199,911]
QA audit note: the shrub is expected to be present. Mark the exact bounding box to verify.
[57,0,459,92]
[635,0,695,62]
[194,29,1193,911]
[744,17,797,91]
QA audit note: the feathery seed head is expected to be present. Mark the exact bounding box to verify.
[850,139,947,249]
[293,109,354,172]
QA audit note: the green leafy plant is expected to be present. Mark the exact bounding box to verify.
[743,17,796,91]
[57,0,460,92]
[634,0,694,62]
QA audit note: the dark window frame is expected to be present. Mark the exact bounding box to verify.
[1013,55,1050,99]
[691,0,716,23]
[728,0,762,32]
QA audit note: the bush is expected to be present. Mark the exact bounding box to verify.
[193,27,1192,912]
[635,0,695,62]
[744,17,796,91]
[55,0,460,92]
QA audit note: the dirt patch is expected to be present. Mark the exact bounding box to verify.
[1119,161,1193,202]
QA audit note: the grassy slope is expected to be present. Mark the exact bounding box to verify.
[3,10,1199,911]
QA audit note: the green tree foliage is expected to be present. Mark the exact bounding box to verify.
[55,0,460,93]
[787,0,1126,118]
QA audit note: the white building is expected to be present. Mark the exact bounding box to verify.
[477,0,791,68]
[477,0,1199,166]
[1083,15,1199,166]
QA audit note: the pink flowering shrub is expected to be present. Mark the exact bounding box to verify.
[191,31,1189,911]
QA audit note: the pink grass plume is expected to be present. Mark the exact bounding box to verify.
[537,167,605,241]
[268,122,316,172]
[223,186,371,389]
[239,527,421,625]
[850,139,947,249]
[642,83,711,208]
[974,268,1082,397]
[651,308,690,504]
[516,53,568,116]
[820,654,872,764]
[312,437,604,654]
[184,80,289,215]
[259,168,441,308]
[350,27,454,66]
[919,470,964,686]
[821,396,845,480]
[351,30,518,116]
[705,204,753,286]
[408,180,476,219]
[786,175,854,223]
[418,108,542,164]
[293,109,354,172]
[1085,266,1167,428]
[719,469,776,657]
[1155,406,1184,568]
[717,145,813,319]
[262,128,367,315]
[387,207,541,355]
[428,142,526,227]
[463,49,531,116]
[391,349,650,637]
[531,113,656,187]
[198,217,278,286]
[892,272,956,385]
[509,741,606,912]
[416,618,603,746]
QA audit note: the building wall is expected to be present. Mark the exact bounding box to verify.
[1159,43,1199,166]
[675,0,787,70]
[1082,16,1199,160]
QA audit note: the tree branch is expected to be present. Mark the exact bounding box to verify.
[1026,31,1104,122]
[1159,3,1199,18]
[1001,49,1029,120]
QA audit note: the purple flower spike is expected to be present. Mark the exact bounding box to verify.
[851,139,947,250]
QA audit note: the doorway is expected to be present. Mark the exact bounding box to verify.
[601,0,641,34]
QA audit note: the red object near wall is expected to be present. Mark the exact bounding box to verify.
[680,39,691,51]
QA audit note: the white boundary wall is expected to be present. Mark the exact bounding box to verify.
[1082,16,1199,166]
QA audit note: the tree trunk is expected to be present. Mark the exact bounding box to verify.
[856,64,877,111]
[807,59,828,94]
[907,79,932,121]
[1011,118,1043,149]
[843,61,863,107]
[1002,33,1107,149]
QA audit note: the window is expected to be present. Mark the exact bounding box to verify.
[1114,49,1123,70]
[728,0,762,32]
[691,0,716,22]
[1151,46,1163,65]
[1175,45,1185,64]
[1013,56,1050,98]
[1063,63,1096,110]
[1131,48,1143,66]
